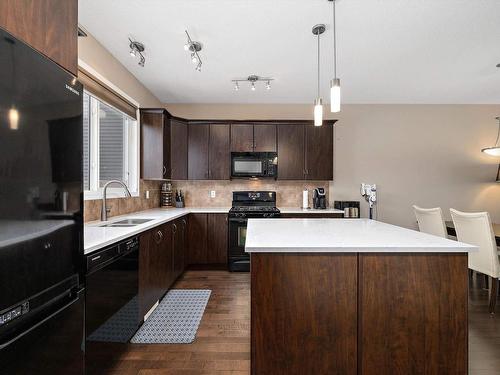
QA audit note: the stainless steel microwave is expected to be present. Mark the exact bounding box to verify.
[231,152,278,179]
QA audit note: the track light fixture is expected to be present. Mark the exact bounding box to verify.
[128,38,146,67]
[184,30,203,72]
[231,75,274,91]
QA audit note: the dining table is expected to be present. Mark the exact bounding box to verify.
[446,221,500,246]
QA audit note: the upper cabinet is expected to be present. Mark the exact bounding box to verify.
[188,122,230,180]
[0,0,78,75]
[170,118,188,180]
[140,109,171,180]
[277,124,306,180]
[231,123,277,152]
[305,123,333,180]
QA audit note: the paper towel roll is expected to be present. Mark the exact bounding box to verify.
[302,190,309,209]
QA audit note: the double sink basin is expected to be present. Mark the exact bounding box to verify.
[99,218,154,227]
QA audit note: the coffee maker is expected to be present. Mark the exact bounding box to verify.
[313,187,326,209]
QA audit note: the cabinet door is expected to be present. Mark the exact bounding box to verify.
[207,214,228,264]
[139,229,157,317]
[141,111,169,179]
[170,119,188,180]
[158,223,174,290]
[209,124,230,180]
[231,123,254,152]
[188,124,209,180]
[305,124,333,180]
[0,0,78,75]
[277,124,305,180]
[254,124,277,152]
[187,214,208,264]
[172,218,186,280]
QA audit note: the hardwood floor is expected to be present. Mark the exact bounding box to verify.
[95,270,499,375]
[98,271,250,375]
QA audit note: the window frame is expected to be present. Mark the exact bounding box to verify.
[83,91,140,200]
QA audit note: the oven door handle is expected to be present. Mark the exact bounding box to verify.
[229,218,247,224]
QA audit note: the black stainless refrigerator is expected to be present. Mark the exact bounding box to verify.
[0,28,84,374]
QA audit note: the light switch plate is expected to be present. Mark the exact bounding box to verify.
[210,190,216,198]
[145,190,150,199]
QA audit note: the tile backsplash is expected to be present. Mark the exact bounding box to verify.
[84,180,161,222]
[171,180,330,207]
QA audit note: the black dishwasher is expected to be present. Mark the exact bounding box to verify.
[85,237,140,375]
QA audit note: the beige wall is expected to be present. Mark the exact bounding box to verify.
[78,32,162,107]
[165,103,500,229]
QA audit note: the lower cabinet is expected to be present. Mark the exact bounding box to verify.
[187,213,228,266]
[172,217,187,280]
[138,222,173,318]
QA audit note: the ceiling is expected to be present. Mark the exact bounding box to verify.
[79,0,500,104]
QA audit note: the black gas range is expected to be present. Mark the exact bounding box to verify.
[228,191,280,272]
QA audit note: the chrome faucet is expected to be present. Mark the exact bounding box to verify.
[101,180,132,221]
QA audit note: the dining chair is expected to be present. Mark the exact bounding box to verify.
[413,205,447,238]
[450,208,499,313]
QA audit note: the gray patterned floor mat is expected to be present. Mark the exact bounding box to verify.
[131,289,211,344]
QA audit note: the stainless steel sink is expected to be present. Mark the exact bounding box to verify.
[99,218,154,227]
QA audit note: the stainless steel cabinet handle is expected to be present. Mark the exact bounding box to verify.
[163,166,166,175]
[91,255,101,262]
[172,223,177,233]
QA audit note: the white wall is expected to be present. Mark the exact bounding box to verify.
[166,103,500,228]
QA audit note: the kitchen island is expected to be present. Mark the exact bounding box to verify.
[246,218,476,375]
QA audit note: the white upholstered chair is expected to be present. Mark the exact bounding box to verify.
[450,208,499,313]
[413,205,448,238]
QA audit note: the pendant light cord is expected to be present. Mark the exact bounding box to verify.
[317,32,320,98]
[333,0,337,79]
[495,117,500,146]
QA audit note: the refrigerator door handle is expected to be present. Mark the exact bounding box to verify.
[0,294,81,350]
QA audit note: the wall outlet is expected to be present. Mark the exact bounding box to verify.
[145,190,150,199]
[210,190,216,198]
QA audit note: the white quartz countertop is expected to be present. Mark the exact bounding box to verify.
[280,207,344,214]
[245,218,476,253]
[84,207,230,255]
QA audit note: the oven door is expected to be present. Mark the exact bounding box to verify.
[228,218,250,271]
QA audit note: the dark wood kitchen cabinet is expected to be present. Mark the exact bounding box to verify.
[139,223,173,318]
[187,213,208,264]
[188,123,230,180]
[172,217,187,280]
[170,118,188,180]
[188,124,209,179]
[254,124,277,152]
[231,123,254,152]
[187,213,228,265]
[207,214,228,265]
[140,109,171,180]
[209,124,230,180]
[305,123,333,180]
[277,124,305,180]
[231,123,276,152]
[0,0,78,75]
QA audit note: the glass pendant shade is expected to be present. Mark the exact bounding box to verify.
[314,98,323,127]
[9,107,19,130]
[330,78,341,113]
[482,117,500,157]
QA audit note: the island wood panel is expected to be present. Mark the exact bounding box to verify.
[0,0,78,75]
[251,253,357,375]
[209,124,230,180]
[231,123,254,152]
[253,124,277,152]
[188,123,210,179]
[359,253,468,375]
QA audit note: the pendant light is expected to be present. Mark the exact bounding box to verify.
[481,117,500,156]
[312,24,325,126]
[8,107,19,130]
[330,0,341,113]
